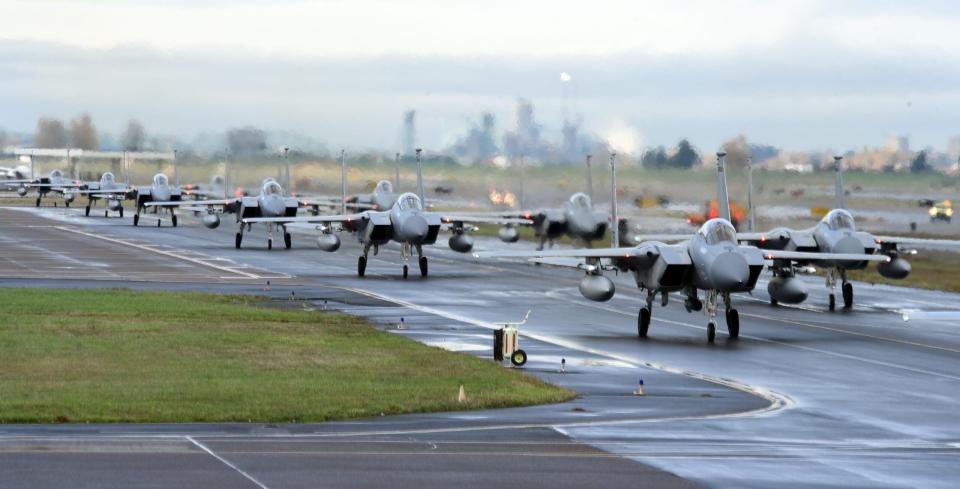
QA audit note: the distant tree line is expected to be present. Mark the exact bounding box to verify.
[641,138,701,169]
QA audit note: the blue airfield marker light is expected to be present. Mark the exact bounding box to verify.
[634,377,645,396]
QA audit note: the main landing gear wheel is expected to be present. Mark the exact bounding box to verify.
[707,321,716,343]
[726,309,740,339]
[637,307,650,338]
[235,233,243,249]
[770,298,778,306]
[828,294,836,311]
[65,201,69,208]
[402,265,409,279]
[171,215,178,227]
[419,256,428,277]
[133,214,139,226]
[284,233,292,249]
[510,349,528,367]
[267,238,273,250]
[842,282,853,309]
[357,256,367,277]
[119,207,123,218]
[35,197,41,207]
[85,206,91,217]
[104,210,109,218]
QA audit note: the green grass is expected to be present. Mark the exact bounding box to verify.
[0,288,573,423]
[842,251,960,293]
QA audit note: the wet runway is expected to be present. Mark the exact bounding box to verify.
[2,205,960,488]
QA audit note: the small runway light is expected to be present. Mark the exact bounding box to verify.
[634,378,645,396]
[398,317,405,329]
[457,384,467,403]
[561,358,566,373]
[264,280,271,291]
[289,291,295,301]
[323,300,328,311]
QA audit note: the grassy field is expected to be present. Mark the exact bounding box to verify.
[0,288,573,423]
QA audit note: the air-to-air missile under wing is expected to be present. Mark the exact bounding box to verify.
[476,152,887,343]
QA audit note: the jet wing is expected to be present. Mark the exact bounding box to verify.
[145,198,237,207]
[873,236,960,249]
[761,249,889,262]
[241,213,365,224]
[440,215,532,226]
[474,246,647,259]
[625,234,692,243]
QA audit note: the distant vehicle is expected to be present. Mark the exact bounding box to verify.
[928,200,953,223]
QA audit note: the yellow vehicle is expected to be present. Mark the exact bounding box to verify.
[929,200,953,223]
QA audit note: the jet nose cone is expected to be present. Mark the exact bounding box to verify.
[401,215,429,243]
[710,252,750,291]
[834,236,863,255]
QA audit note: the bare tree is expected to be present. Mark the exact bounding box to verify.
[226,126,267,155]
[120,120,146,151]
[34,117,69,148]
[70,113,99,150]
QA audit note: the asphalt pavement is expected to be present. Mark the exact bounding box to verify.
[1,204,960,488]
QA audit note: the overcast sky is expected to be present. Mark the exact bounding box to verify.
[2,0,959,153]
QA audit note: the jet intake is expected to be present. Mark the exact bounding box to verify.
[107,200,122,212]
[578,275,615,302]
[448,233,474,253]
[202,214,221,229]
[317,233,341,252]
[767,276,808,304]
[16,186,27,197]
[878,256,911,279]
[498,226,520,243]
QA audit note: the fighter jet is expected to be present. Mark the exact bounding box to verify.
[243,149,528,278]
[1,169,83,207]
[67,172,133,218]
[132,173,184,227]
[476,152,886,342]
[737,155,960,310]
[146,177,301,249]
[476,154,609,249]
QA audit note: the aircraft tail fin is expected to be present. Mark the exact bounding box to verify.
[586,154,594,206]
[395,152,401,190]
[224,149,231,199]
[609,152,619,247]
[173,149,179,188]
[340,150,347,214]
[746,157,754,231]
[415,148,425,203]
[716,151,731,222]
[283,147,291,195]
[834,155,845,209]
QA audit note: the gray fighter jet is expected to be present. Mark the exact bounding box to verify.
[737,155,960,310]
[146,177,301,249]
[2,169,83,207]
[475,154,608,248]
[244,149,528,278]
[132,173,184,227]
[477,152,886,342]
[68,172,134,218]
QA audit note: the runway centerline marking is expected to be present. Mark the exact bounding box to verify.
[54,226,276,279]
[186,436,271,489]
